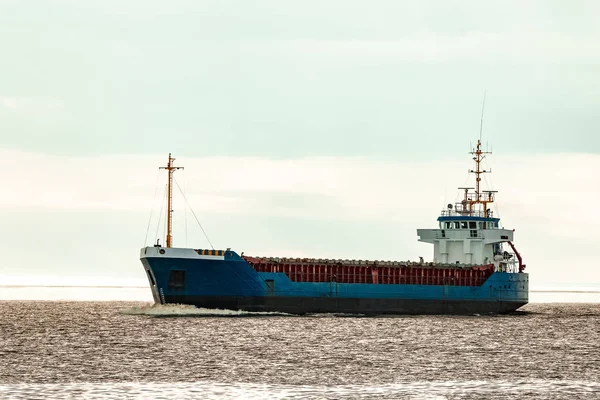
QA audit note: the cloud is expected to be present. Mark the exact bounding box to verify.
[267,32,600,64]
[1,149,599,285]
[1,97,19,109]
[3,150,599,223]
[0,97,63,114]
[0,151,463,221]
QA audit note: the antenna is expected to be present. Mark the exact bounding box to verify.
[479,90,486,142]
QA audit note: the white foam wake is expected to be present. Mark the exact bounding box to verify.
[121,303,292,317]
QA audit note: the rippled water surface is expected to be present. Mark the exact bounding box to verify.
[1,302,599,399]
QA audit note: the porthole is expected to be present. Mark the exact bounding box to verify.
[159,249,165,254]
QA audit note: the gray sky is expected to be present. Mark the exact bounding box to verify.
[1,1,599,288]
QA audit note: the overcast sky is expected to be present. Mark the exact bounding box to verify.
[1,1,599,288]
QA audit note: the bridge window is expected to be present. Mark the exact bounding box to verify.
[460,221,468,229]
[445,222,451,229]
[469,222,477,229]
[454,222,460,229]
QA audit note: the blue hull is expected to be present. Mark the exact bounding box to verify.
[140,247,529,315]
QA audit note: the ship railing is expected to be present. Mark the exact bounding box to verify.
[439,210,493,218]
[495,252,519,273]
[462,194,495,202]
[496,263,519,273]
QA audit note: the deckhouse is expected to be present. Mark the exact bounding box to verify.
[417,140,524,273]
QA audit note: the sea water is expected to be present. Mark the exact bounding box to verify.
[0,297,599,399]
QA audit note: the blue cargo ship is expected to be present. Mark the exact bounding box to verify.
[140,141,528,314]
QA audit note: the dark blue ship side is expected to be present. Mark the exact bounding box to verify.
[140,247,528,315]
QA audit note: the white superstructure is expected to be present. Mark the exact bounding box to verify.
[416,140,524,273]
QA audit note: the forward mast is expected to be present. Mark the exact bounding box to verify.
[159,153,183,248]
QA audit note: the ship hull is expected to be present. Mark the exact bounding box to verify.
[160,295,526,315]
[140,247,529,315]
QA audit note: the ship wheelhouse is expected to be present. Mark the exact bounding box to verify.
[438,216,500,231]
